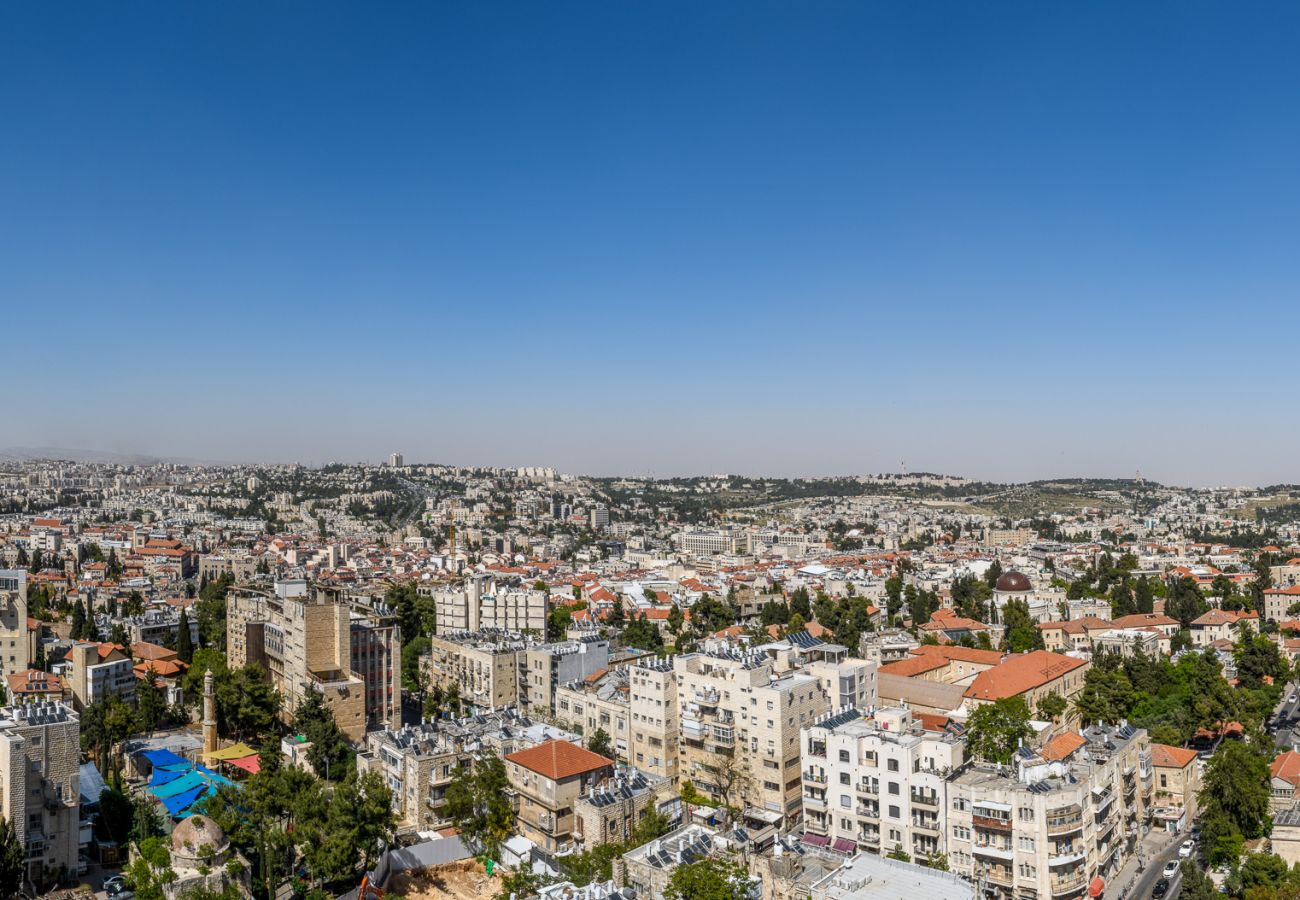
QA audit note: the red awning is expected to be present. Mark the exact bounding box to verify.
[832,837,857,854]
[226,755,261,775]
[801,832,831,847]
[1089,876,1105,897]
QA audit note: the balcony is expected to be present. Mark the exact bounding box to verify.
[858,832,881,848]
[808,743,828,759]
[910,791,939,809]
[856,806,879,821]
[803,771,828,784]
[1048,849,1086,867]
[974,842,1014,861]
[976,866,1014,887]
[803,793,827,811]
[973,814,1013,833]
[911,818,940,835]
[855,782,878,797]
[709,726,735,747]
[1051,872,1087,895]
[1046,810,1084,835]
[1093,788,1115,815]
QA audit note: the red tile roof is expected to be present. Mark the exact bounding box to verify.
[1041,731,1086,761]
[1273,750,1300,787]
[964,651,1088,701]
[506,739,613,781]
[1150,743,1197,768]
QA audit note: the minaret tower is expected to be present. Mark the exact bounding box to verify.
[202,668,218,754]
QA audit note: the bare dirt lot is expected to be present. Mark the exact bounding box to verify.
[385,859,503,899]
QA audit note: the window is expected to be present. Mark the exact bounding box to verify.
[1160,774,1168,788]
[1018,836,1035,851]
[840,795,851,808]
[888,782,899,795]
[1018,807,1035,821]
[889,805,900,819]
[887,759,899,772]
[839,750,851,762]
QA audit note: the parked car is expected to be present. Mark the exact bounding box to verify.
[1153,878,1170,898]
[104,875,127,896]
[1164,861,1180,878]
[1180,839,1196,858]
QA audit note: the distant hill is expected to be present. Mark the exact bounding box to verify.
[0,446,218,466]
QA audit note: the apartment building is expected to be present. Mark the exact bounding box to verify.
[0,570,31,679]
[0,702,82,888]
[357,709,575,832]
[425,575,548,635]
[574,768,671,851]
[629,657,679,782]
[522,636,610,715]
[227,580,366,742]
[427,629,534,712]
[947,723,1152,900]
[114,605,200,649]
[675,645,830,825]
[800,706,964,862]
[346,593,402,732]
[68,642,136,708]
[506,739,615,856]
[557,667,632,764]
[1151,743,1201,831]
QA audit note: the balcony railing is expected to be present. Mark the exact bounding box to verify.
[910,791,939,808]
[856,806,879,820]
[1046,814,1084,835]
[855,782,878,796]
[911,818,940,835]
[976,866,1014,886]
[803,771,827,784]
[1051,872,1087,895]
[973,814,1013,832]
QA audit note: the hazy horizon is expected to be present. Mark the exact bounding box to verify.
[4,3,1299,488]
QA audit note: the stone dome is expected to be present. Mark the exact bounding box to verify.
[994,571,1033,593]
[171,814,230,861]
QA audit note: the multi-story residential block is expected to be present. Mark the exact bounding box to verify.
[0,569,31,679]
[112,605,200,649]
[798,642,879,713]
[1150,743,1201,831]
[574,767,672,851]
[344,592,402,732]
[800,706,964,862]
[0,701,81,888]
[357,709,577,832]
[427,629,533,712]
[675,645,830,825]
[557,667,632,763]
[808,849,975,900]
[620,823,719,900]
[425,575,548,635]
[522,636,610,715]
[227,580,366,741]
[629,657,679,782]
[68,641,136,708]
[947,723,1152,900]
[506,739,615,856]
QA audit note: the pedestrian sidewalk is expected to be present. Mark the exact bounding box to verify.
[1111,827,1178,898]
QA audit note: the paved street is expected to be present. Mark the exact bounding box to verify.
[1112,829,1181,900]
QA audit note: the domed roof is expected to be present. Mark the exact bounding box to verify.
[995,571,1033,593]
[171,814,229,855]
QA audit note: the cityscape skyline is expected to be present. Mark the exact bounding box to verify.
[5,3,1300,484]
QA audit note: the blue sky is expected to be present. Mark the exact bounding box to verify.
[3,2,1298,485]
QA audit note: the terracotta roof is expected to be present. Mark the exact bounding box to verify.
[1110,613,1178,629]
[879,655,949,678]
[505,739,613,781]
[964,651,1088,701]
[1273,750,1300,787]
[912,644,1004,666]
[1041,731,1087,761]
[1150,743,1197,768]
[131,641,177,662]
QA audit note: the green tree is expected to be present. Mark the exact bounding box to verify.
[587,728,613,759]
[176,607,194,663]
[965,697,1033,764]
[292,686,353,781]
[1202,739,1271,842]
[664,856,755,900]
[1001,598,1042,652]
[136,668,168,732]
[0,816,24,898]
[1036,692,1067,723]
[1178,859,1218,900]
[444,753,514,861]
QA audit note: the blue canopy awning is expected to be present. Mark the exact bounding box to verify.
[150,767,188,788]
[161,784,207,817]
[140,748,189,769]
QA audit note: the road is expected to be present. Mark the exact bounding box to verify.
[1126,840,1186,900]
[1271,687,1300,750]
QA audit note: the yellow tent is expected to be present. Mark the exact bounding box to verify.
[203,742,258,761]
